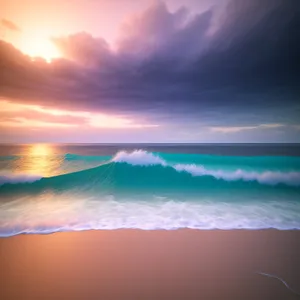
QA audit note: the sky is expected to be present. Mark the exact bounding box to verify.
[0,0,299,143]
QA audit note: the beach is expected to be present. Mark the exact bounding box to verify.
[0,229,299,300]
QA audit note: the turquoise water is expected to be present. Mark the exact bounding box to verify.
[0,144,300,236]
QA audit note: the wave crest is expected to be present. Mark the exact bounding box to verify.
[112,150,300,186]
[1,150,300,188]
[112,150,166,166]
[174,164,300,186]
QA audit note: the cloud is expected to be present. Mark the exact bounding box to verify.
[52,32,114,68]
[209,123,285,133]
[259,124,285,129]
[0,118,76,128]
[0,100,158,129]
[210,126,257,133]
[1,19,21,32]
[292,125,300,131]
[0,0,299,141]
[116,1,211,59]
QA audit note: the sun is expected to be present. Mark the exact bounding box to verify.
[22,37,61,63]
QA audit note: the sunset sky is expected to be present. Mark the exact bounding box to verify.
[0,0,299,143]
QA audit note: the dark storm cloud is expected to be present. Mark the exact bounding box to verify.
[190,0,300,91]
[0,0,299,126]
[1,19,21,32]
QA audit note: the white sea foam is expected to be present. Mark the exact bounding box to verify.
[0,174,42,185]
[1,193,300,236]
[173,164,300,186]
[111,150,300,186]
[112,150,167,166]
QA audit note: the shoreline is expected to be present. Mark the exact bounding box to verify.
[1,226,300,237]
[1,229,299,299]
[1,227,300,238]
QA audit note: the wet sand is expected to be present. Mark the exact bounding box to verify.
[0,229,299,300]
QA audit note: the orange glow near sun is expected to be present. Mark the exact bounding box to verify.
[21,37,61,63]
[0,100,158,129]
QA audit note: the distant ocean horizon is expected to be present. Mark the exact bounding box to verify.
[0,143,300,237]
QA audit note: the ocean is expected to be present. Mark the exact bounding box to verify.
[0,143,300,236]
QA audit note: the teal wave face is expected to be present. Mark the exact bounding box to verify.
[64,153,112,162]
[160,153,300,172]
[63,152,300,172]
[1,150,299,196]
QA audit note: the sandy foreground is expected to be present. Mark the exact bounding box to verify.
[0,229,299,300]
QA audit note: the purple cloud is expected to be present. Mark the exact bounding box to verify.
[0,0,299,140]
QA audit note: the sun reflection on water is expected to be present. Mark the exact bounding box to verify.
[13,144,63,177]
[30,144,52,156]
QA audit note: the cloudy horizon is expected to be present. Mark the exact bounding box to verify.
[1,0,299,143]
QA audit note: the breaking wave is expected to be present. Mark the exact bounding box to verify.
[1,150,300,236]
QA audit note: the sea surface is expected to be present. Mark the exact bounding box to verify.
[0,143,300,237]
